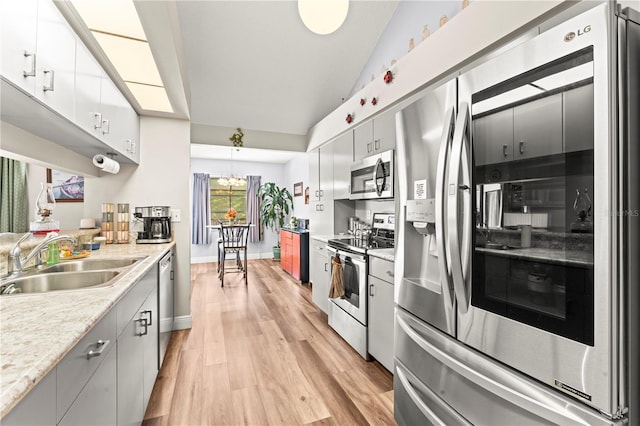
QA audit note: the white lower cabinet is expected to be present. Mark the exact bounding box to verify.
[117,270,159,426]
[310,239,331,314]
[368,256,395,372]
[59,344,117,426]
[2,368,56,426]
[2,257,163,426]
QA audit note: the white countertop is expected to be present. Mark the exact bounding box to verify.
[367,248,395,262]
[309,234,347,243]
[0,241,175,418]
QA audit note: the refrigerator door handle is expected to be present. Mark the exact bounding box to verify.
[435,106,456,314]
[395,363,472,426]
[447,103,472,313]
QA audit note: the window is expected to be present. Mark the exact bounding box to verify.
[210,178,247,224]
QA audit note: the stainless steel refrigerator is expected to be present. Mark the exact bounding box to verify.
[394,3,639,424]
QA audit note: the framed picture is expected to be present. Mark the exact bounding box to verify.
[47,169,84,202]
[293,181,303,197]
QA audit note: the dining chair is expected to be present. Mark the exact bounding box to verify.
[218,222,251,287]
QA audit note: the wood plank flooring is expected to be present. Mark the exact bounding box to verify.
[143,260,396,426]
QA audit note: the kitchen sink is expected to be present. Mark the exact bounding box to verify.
[0,271,120,295]
[37,258,143,273]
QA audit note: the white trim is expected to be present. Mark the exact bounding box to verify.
[172,315,193,330]
[191,251,276,264]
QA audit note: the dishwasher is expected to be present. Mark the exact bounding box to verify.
[158,250,174,369]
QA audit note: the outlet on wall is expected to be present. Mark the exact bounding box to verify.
[171,209,181,222]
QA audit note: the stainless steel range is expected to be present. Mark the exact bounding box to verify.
[327,213,394,358]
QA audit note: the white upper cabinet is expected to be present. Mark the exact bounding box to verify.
[353,111,396,161]
[74,41,104,138]
[513,93,562,160]
[0,0,38,94]
[34,0,77,120]
[1,0,141,165]
[332,131,353,200]
[100,77,140,163]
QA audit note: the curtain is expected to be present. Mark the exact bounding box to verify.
[246,175,261,242]
[0,157,28,233]
[191,173,211,244]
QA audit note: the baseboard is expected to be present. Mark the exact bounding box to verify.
[172,315,192,330]
[191,252,276,264]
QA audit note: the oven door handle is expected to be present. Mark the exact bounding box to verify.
[326,245,367,264]
[435,106,456,317]
[447,103,472,313]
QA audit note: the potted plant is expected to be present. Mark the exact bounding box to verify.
[258,182,293,260]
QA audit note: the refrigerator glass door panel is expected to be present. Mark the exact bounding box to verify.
[395,78,457,336]
[395,308,616,426]
[457,3,614,414]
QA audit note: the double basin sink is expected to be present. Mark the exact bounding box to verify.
[0,257,145,296]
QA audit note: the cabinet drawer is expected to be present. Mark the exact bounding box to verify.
[311,239,326,254]
[117,267,157,337]
[56,307,117,423]
[370,256,394,283]
[281,230,294,240]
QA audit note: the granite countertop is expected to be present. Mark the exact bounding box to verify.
[309,234,349,243]
[475,246,593,267]
[367,248,395,262]
[0,240,175,418]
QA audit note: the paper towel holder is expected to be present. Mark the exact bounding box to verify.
[93,152,120,174]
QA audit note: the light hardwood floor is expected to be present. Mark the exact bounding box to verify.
[142,260,396,426]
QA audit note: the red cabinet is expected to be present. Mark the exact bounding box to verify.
[279,229,309,283]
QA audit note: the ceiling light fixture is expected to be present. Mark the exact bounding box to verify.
[70,0,173,113]
[217,148,246,187]
[298,0,349,35]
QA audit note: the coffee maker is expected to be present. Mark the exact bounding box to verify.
[134,206,172,244]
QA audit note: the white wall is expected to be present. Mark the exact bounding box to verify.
[27,164,84,231]
[283,153,310,221]
[84,117,192,327]
[190,157,285,262]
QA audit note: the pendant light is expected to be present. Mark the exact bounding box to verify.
[298,0,349,35]
[217,148,246,187]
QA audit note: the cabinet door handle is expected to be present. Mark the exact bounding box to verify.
[102,119,110,135]
[502,144,508,157]
[519,141,525,154]
[43,69,55,92]
[86,339,110,359]
[315,190,319,197]
[324,263,328,272]
[137,315,149,336]
[94,113,102,129]
[374,139,380,150]
[23,51,36,77]
[370,284,375,297]
[386,270,393,278]
[367,142,372,153]
[319,190,324,197]
[130,141,136,154]
[142,309,153,326]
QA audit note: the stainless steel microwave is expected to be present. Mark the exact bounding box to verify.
[349,149,394,200]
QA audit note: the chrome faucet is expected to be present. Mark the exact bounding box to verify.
[7,233,77,277]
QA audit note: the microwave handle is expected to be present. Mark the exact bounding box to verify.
[373,157,385,196]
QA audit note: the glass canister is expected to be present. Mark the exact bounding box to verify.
[117,203,129,243]
[101,203,115,243]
